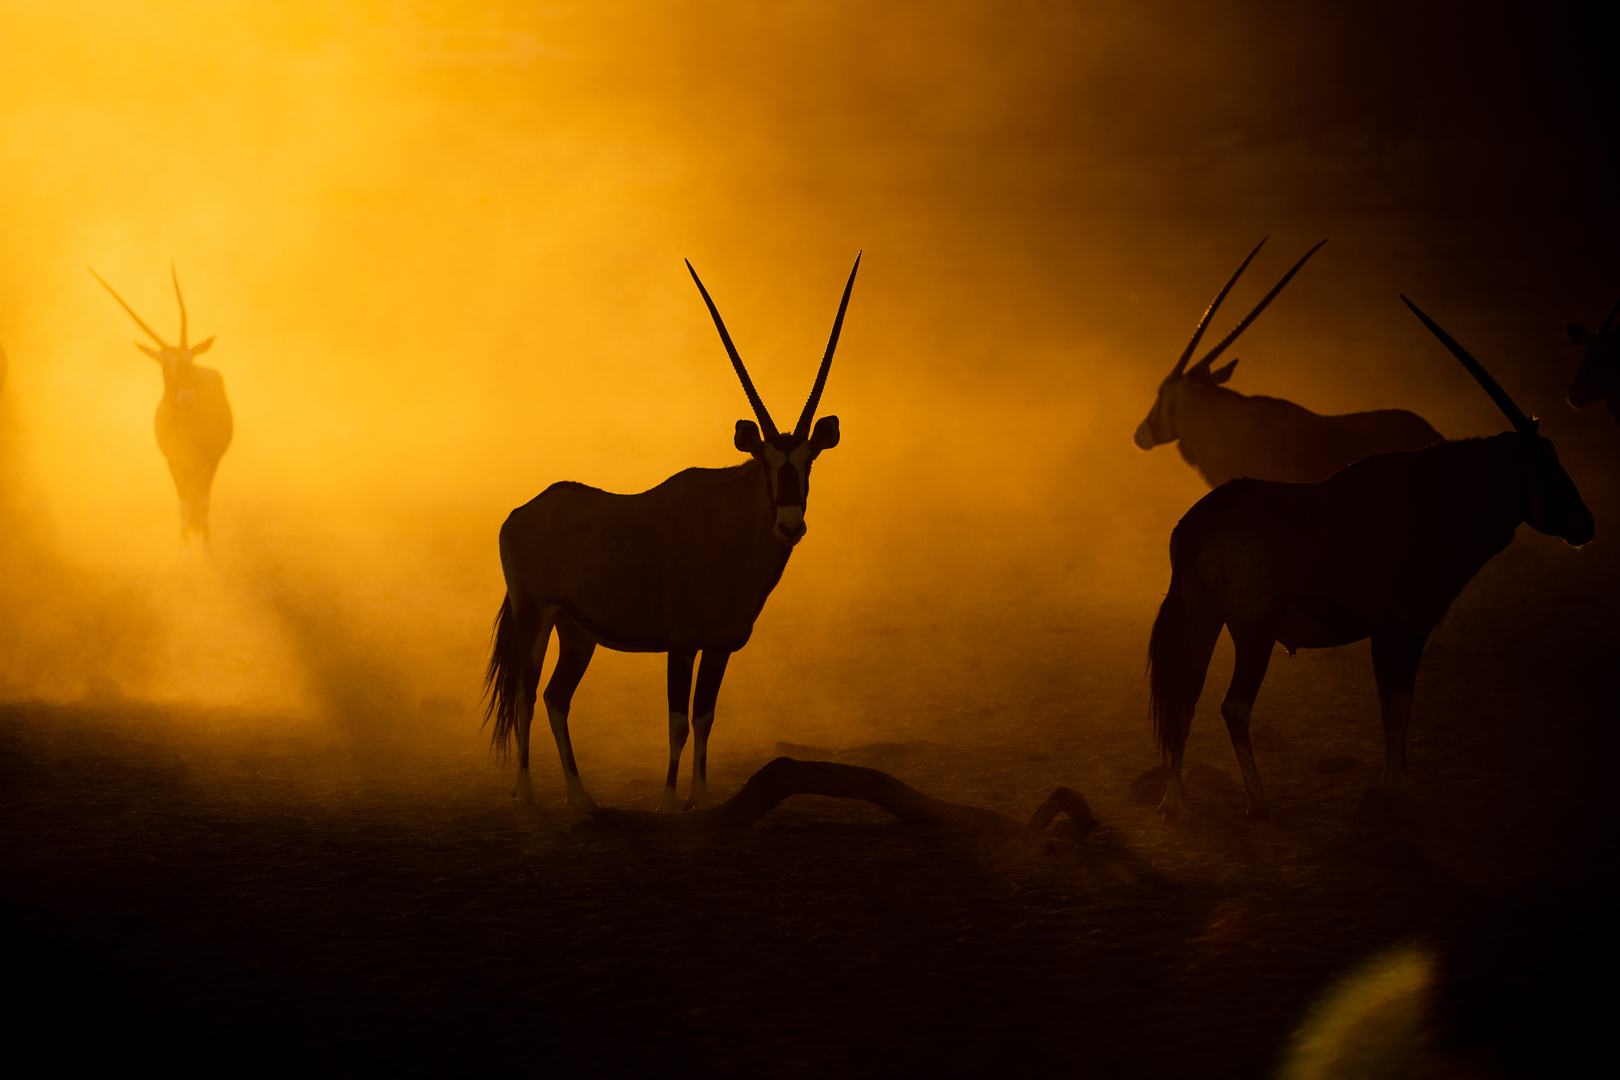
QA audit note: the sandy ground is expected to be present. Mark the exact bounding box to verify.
[4,522,1614,1078]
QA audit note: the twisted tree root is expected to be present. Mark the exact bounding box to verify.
[576,757,1098,841]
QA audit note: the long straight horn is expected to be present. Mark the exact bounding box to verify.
[794,252,861,438]
[89,267,170,349]
[687,260,778,437]
[1401,295,1535,433]
[1172,238,1267,378]
[1598,294,1620,337]
[1194,240,1327,370]
[171,262,189,350]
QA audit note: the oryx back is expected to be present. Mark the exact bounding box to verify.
[499,463,788,653]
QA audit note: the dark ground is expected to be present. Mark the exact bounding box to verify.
[3,516,1615,1077]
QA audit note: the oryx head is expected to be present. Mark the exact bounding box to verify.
[1134,238,1326,450]
[1566,295,1619,417]
[688,254,859,548]
[1403,296,1595,548]
[90,264,216,397]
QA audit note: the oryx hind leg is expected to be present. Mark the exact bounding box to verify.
[1159,590,1222,825]
[545,615,599,810]
[1221,629,1276,820]
[511,608,553,805]
[1371,632,1425,789]
[688,650,731,811]
[660,651,695,814]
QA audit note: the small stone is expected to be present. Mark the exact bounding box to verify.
[1312,754,1364,774]
[1250,724,1295,753]
[1129,765,1168,806]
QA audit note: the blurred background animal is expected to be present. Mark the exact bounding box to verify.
[91,265,233,542]
[1147,297,1592,823]
[1135,239,1443,486]
[1566,295,1618,422]
[485,256,858,813]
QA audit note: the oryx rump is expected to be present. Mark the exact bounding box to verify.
[92,265,233,542]
[485,255,860,812]
[1147,296,1592,822]
[1566,294,1619,422]
[1135,239,1442,486]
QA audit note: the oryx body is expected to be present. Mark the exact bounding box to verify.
[1136,240,1442,487]
[485,256,858,812]
[1148,298,1593,822]
[1566,295,1619,422]
[92,266,233,541]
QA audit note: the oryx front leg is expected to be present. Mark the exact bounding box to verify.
[688,650,731,810]
[660,651,696,814]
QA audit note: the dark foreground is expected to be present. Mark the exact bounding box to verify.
[4,531,1614,1080]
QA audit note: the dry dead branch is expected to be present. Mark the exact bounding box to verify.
[576,757,1098,841]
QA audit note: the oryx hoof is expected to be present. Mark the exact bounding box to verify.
[511,770,535,805]
[656,790,682,814]
[1159,803,1183,825]
[1246,805,1271,821]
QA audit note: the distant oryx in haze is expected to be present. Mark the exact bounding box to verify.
[92,265,233,542]
[1566,295,1619,422]
[1135,239,1443,486]
[1147,296,1592,823]
[485,255,860,812]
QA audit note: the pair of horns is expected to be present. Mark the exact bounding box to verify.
[1172,238,1328,379]
[1402,296,1535,434]
[687,254,861,440]
[89,263,197,353]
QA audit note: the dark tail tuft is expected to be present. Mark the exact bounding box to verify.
[482,595,532,764]
[1147,565,1194,763]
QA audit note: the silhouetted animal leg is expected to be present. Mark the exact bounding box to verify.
[1221,631,1275,819]
[1371,632,1425,789]
[511,612,551,805]
[1159,595,1218,822]
[661,651,695,814]
[688,650,731,810]
[544,617,599,809]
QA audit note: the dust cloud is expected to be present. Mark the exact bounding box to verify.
[0,1,1612,758]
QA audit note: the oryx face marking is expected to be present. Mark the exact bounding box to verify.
[760,441,811,545]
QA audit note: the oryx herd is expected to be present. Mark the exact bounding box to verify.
[476,242,1604,824]
[42,244,1608,824]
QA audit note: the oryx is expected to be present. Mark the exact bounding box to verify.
[1566,294,1619,422]
[1135,239,1442,486]
[484,255,859,812]
[91,265,233,542]
[1147,295,1593,822]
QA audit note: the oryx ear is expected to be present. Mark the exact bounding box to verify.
[1185,362,1211,384]
[1209,358,1239,384]
[190,335,215,356]
[809,414,840,451]
[136,342,163,361]
[1569,323,1591,345]
[735,419,764,454]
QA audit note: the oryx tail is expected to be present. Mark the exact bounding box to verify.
[483,595,540,763]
